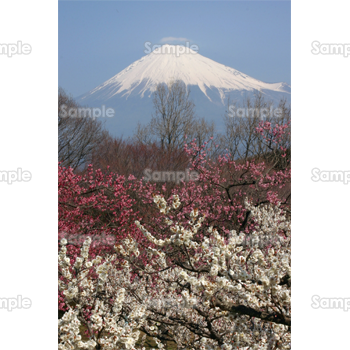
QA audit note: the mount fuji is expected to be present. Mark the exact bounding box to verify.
[77,45,290,136]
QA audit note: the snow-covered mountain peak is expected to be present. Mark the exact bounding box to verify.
[81,45,290,103]
[77,46,290,137]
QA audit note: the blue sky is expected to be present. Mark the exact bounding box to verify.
[59,1,291,98]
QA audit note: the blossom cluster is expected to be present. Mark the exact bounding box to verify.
[59,192,291,349]
[58,237,147,350]
[58,118,290,317]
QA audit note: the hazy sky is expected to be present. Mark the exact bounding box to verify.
[59,1,291,98]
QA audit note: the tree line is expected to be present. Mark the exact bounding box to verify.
[58,80,290,177]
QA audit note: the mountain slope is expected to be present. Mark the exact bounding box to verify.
[77,45,290,136]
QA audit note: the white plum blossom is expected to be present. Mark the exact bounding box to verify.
[59,195,291,350]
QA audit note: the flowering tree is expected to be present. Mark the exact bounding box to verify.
[59,194,291,350]
[58,116,291,348]
[132,120,291,255]
[58,163,142,315]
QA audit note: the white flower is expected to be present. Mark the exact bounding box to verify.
[59,197,290,350]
